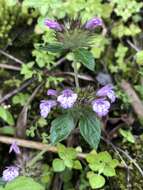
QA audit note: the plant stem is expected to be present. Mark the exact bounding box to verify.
[73,61,79,89]
[26,148,48,168]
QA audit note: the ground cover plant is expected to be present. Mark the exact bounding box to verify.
[0,0,143,189]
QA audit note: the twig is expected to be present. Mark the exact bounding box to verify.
[0,64,20,71]
[116,146,143,177]
[55,72,94,81]
[53,57,66,68]
[16,83,43,138]
[120,80,143,119]
[127,40,140,52]
[102,136,143,177]
[0,49,24,65]
[0,78,36,104]
[0,136,87,159]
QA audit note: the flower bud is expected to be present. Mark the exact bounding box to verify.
[85,17,103,29]
[44,19,62,31]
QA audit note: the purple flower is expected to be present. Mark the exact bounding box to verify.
[2,166,19,182]
[57,89,78,109]
[47,89,57,96]
[85,17,103,29]
[96,84,116,103]
[44,19,62,31]
[40,100,57,118]
[9,141,21,155]
[92,98,110,117]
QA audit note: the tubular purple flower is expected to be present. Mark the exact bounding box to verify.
[40,100,57,118]
[96,84,116,103]
[85,17,103,29]
[92,98,110,117]
[47,89,57,96]
[9,141,21,155]
[44,19,62,31]
[57,89,78,109]
[2,166,19,182]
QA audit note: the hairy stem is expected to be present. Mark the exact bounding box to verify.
[26,148,48,168]
[73,61,79,89]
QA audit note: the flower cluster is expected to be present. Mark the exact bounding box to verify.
[2,142,21,182]
[92,84,116,117]
[2,166,19,182]
[40,85,116,118]
[57,89,78,109]
[44,17,103,31]
[40,89,78,118]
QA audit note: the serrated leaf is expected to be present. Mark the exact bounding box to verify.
[98,151,112,162]
[64,159,73,168]
[74,48,95,71]
[119,129,135,143]
[5,176,44,190]
[66,148,77,160]
[6,0,17,6]
[86,151,97,163]
[103,166,116,177]
[23,0,49,8]
[79,112,101,149]
[0,107,15,125]
[12,93,30,106]
[50,114,75,144]
[73,160,82,170]
[109,159,119,168]
[89,162,104,172]
[57,144,77,161]
[52,159,65,172]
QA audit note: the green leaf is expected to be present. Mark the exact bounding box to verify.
[103,166,116,177]
[86,151,97,163]
[0,107,15,125]
[109,159,119,168]
[21,62,35,80]
[6,0,17,6]
[12,93,30,106]
[87,172,105,189]
[0,127,15,135]
[74,48,95,71]
[73,160,82,170]
[119,129,135,143]
[39,43,65,53]
[52,158,65,172]
[136,50,143,65]
[5,176,44,190]
[79,112,101,149]
[58,146,77,161]
[64,159,73,168]
[89,162,105,172]
[50,114,75,144]
[66,148,77,160]
[98,151,112,162]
